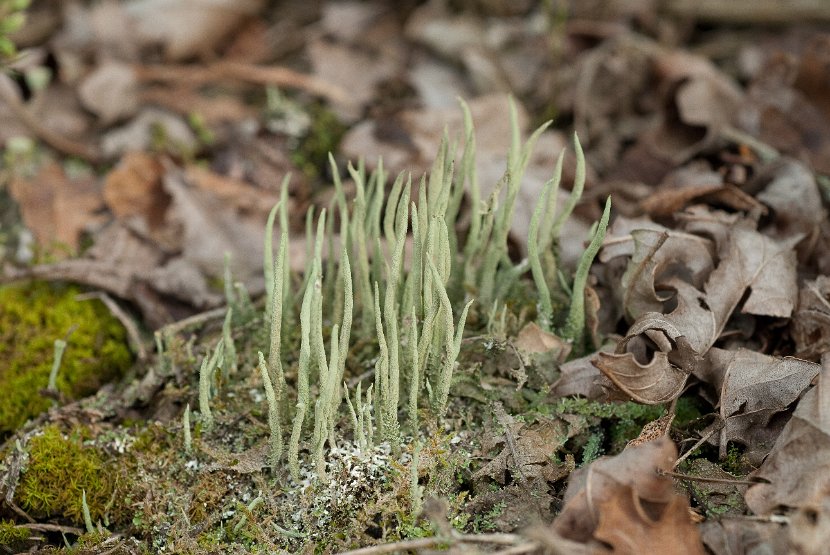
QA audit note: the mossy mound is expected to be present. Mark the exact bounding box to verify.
[0,282,132,434]
[15,425,119,526]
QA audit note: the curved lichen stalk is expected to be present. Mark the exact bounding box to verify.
[560,196,612,351]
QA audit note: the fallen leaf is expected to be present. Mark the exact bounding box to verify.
[745,355,830,515]
[515,322,571,358]
[8,162,105,252]
[553,436,705,554]
[103,151,170,236]
[101,108,197,158]
[594,485,706,555]
[789,494,830,555]
[551,353,615,401]
[473,416,578,484]
[308,3,406,120]
[756,159,827,260]
[593,314,700,405]
[77,60,139,124]
[645,49,744,163]
[699,519,789,555]
[696,348,820,462]
[619,228,715,321]
[791,276,830,361]
[125,0,266,61]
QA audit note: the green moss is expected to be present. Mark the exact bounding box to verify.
[0,282,132,434]
[15,425,118,527]
[674,395,707,428]
[0,519,30,549]
[552,398,665,453]
[291,103,347,179]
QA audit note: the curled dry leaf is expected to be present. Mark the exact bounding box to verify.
[103,151,171,240]
[619,228,715,321]
[696,348,820,462]
[593,313,700,405]
[646,49,744,163]
[745,355,830,516]
[594,486,706,555]
[600,212,799,404]
[553,437,705,554]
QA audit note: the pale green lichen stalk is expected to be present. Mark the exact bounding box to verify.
[193,97,613,485]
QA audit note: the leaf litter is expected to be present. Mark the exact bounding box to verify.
[0,1,830,554]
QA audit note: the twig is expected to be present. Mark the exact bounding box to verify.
[491,542,542,555]
[336,533,529,555]
[18,522,84,535]
[720,514,790,524]
[493,402,527,484]
[76,291,147,361]
[0,74,100,162]
[659,469,755,486]
[673,426,718,470]
[159,306,227,336]
[134,61,349,104]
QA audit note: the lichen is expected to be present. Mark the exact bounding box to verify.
[0,281,132,434]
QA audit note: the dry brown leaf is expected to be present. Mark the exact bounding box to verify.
[706,224,798,319]
[645,49,744,163]
[594,486,706,555]
[593,314,700,405]
[745,355,830,515]
[551,353,614,401]
[515,322,570,357]
[556,438,678,539]
[699,519,790,555]
[308,3,406,120]
[8,162,105,252]
[102,108,197,158]
[125,0,265,61]
[163,169,267,283]
[756,159,827,260]
[602,212,800,403]
[789,494,830,555]
[792,276,830,361]
[473,417,578,484]
[619,229,715,321]
[741,40,830,174]
[103,151,169,235]
[697,348,820,462]
[77,60,139,124]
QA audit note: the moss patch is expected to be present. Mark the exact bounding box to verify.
[0,282,132,434]
[15,425,119,526]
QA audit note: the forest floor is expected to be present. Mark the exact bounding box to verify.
[1,1,830,554]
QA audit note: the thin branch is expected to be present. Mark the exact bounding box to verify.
[76,291,147,360]
[133,61,349,104]
[673,426,718,470]
[659,469,756,486]
[336,533,529,555]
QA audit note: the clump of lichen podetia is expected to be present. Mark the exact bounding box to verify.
[0,281,132,434]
